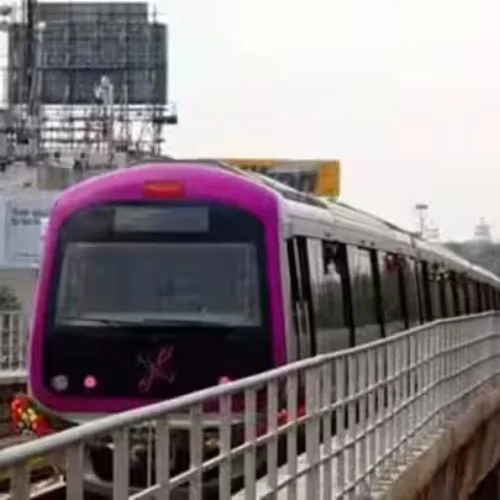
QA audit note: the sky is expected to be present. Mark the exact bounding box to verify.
[164,0,500,241]
[0,0,498,240]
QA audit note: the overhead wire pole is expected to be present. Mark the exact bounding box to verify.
[415,203,429,238]
[25,0,35,110]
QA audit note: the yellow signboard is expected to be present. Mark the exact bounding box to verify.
[219,159,341,197]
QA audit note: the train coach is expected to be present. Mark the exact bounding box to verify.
[25,160,500,495]
[28,160,500,421]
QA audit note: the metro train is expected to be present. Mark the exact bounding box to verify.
[29,160,500,421]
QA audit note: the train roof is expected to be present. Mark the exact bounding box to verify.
[166,161,500,284]
[241,163,500,284]
[54,159,500,286]
[319,198,415,256]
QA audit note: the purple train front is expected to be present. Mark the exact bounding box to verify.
[29,162,287,417]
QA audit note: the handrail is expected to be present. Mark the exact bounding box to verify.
[0,312,488,467]
[0,311,497,498]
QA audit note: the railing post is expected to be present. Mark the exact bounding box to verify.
[66,442,84,500]
[10,463,29,500]
[286,373,298,500]
[219,393,232,499]
[375,346,386,465]
[244,388,257,500]
[356,351,367,491]
[155,417,171,498]
[336,356,346,494]
[384,342,394,461]
[305,365,321,499]
[366,348,377,483]
[266,379,279,494]
[0,312,499,499]
[347,354,357,494]
[112,428,129,500]
[189,404,203,500]
[321,360,333,500]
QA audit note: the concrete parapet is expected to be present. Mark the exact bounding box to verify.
[369,386,500,500]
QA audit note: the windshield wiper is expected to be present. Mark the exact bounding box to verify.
[135,318,234,328]
[58,316,248,328]
[57,317,141,327]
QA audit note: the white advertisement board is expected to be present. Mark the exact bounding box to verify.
[3,195,58,268]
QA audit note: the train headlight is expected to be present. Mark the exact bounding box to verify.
[84,375,98,389]
[51,375,68,392]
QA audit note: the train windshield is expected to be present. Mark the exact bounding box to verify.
[55,241,261,327]
[51,202,268,332]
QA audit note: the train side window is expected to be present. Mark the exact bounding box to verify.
[420,261,433,321]
[491,287,498,310]
[479,283,486,311]
[475,282,484,312]
[436,269,451,318]
[414,260,425,323]
[460,274,472,314]
[437,271,447,317]
[468,279,478,313]
[378,252,406,334]
[458,277,469,314]
[404,258,421,327]
[488,286,495,309]
[428,263,442,319]
[286,238,303,359]
[455,277,464,315]
[484,284,492,310]
[478,282,485,312]
[449,271,460,315]
[306,239,350,352]
[286,237,316,359]
[296,237,317,355]
[481,284,488,310]
[347,246,379,345]
[442,271,454,317]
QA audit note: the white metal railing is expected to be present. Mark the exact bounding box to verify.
[0,312,499,499]
[0,311,27,374]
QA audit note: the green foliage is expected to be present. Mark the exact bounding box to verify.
[0,286,21,311]
[446,241,500,276]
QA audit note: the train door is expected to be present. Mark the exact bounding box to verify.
[286,237,316,359]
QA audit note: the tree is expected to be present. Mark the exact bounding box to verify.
[445,241,500,276]
[0,286,21,311]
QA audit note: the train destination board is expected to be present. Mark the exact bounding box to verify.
[114,206,210,233]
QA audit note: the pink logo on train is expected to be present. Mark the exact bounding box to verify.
[137,346,176,394]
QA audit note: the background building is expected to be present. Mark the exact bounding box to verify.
[473,217,492,244]
[4,1,175,164]
[0,1,176,314]
[8,2,167,105]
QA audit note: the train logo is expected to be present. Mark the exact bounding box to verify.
[137,346,175,394]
